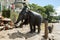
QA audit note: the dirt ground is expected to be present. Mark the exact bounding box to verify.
[0,23,60,40]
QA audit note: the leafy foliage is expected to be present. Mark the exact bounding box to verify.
[2,9,10,18]
[44,5,55,22]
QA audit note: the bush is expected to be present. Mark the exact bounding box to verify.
[2,9,11,18]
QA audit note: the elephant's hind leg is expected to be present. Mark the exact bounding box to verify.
[37,25,41,34]
[33,25,36,33]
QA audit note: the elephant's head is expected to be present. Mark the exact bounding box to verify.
[19,9,29,21]
[14,7,29,25]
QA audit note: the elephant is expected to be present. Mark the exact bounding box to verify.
[15,6,43,34]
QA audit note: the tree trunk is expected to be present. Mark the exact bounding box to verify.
[44,20,48,40]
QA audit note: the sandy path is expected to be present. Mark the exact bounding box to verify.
[0,25,44,40]
[0,23,60,40]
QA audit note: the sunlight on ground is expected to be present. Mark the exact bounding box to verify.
[41,23,53,31]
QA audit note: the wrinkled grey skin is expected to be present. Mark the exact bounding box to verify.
[27,11,43,33]
[15,7,43,34]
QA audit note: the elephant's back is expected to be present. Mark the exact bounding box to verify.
[31,11,40,15]
[31,11,42,18]
[30,11,42,22]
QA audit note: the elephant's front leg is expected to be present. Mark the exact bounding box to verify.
[37,25,41,34]
[29,24,33,33]
[33,25,36,33]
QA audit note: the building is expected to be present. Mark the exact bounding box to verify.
[14,0,29,12]
[0,0,29,11]
[14,0,29,9]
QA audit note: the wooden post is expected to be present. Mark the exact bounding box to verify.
[44,20,48,40]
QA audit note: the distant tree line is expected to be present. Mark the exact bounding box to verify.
[53,15,60,20]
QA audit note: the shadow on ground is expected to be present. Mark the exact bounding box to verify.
[8,31,37,39]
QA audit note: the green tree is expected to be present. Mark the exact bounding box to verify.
[29,3,47,18]
[44,5,55,22]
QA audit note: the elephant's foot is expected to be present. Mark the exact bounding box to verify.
[29,29,36,33]
[14,24,18,28]
[33,30,36,33]
[37,31,40,34]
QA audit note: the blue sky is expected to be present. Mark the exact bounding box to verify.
[29,0,60,16]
